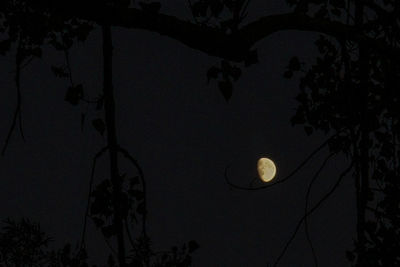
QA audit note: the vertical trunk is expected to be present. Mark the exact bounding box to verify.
[102,24,126,266]
[354,0,369,265]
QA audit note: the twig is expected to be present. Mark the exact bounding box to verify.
[80,146,109,249]
[103,235,118,257]
[304,153,335,267]
[125,219,137,251]
[272,161,354,267]
[64,49,74,87]
[224,132,341,190]
[20,55,34,70]
[239,0,250,22]
[186,0,200,24]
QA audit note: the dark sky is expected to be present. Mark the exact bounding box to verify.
[0,1,355,266]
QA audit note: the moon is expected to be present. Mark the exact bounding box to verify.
[257,157,276,182]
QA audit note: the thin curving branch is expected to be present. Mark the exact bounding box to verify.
[272,161,354,267]
[80,146,109,249]
[102,233,118,257]
[118,146,147,239]
[224,132,341,191]
[304,153,336,267]
[124,219,137,251]
[2,35,25,156]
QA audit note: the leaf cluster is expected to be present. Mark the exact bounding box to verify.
[89,174,145,239]
[0,218,53,266]
[284,1,400,265]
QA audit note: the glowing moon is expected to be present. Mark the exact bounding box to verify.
[257,157,276,182]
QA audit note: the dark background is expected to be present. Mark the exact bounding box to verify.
[0,1,355,266]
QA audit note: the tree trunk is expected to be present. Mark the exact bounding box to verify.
[355,1,369,265]
[102,24,126,267]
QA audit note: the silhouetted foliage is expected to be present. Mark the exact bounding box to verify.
[1,0,400,266]
[285,0,400,266]
[0,218,52,266]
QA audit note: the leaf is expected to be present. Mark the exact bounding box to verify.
[210,1,224,17]
[129,176,140,188]
[218,80,233,101]
[51,65,69,78]
[91,217,104,228]
[188,240,199,253]
[139,1,161,13]
[191,1,208,17]
[230,66,242,81]
[64,84,83,106]
[96,96,104,110]
[330,0,345,8]
[288,57,301,71]
[120,192,130,218]
[207,66,220,83]
[331,8,341,17]
[223,0,234,11]
[244,49,258,67]
[304,126,313,136]
[283,70,293,79]
[74,23,94,42]
[132,190,144,200]
[315,6,328,19]
[346,251,355,262]
[31,47,42,58]
[101,225,115,239]
[107,254,116,267]
[81,113,85,132]
[0,39,11,55]
[92,118,105,136]
[136,202,146,215]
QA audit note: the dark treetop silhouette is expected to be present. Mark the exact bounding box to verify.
[1,0,400,266]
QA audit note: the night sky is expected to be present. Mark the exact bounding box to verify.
[0,1,356,266]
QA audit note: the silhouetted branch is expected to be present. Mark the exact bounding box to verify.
[80,146,109,249]
[224,132,341,190]
[304,153,336,267]
[273,161,354,267]
[2,35,25,156]
[51,7,400,62]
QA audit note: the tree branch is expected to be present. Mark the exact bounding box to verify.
[55,7,400,62]
[2,35,25,156]
[273,161,354,267]
[241,12,399,60]
[80,146,109,249]
[304,153,335,267]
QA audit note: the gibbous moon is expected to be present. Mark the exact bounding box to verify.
[257,157,276,182]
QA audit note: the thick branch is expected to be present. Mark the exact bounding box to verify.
[64,6,248,61]
[60,7,400,61]
[241,13,399,60]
